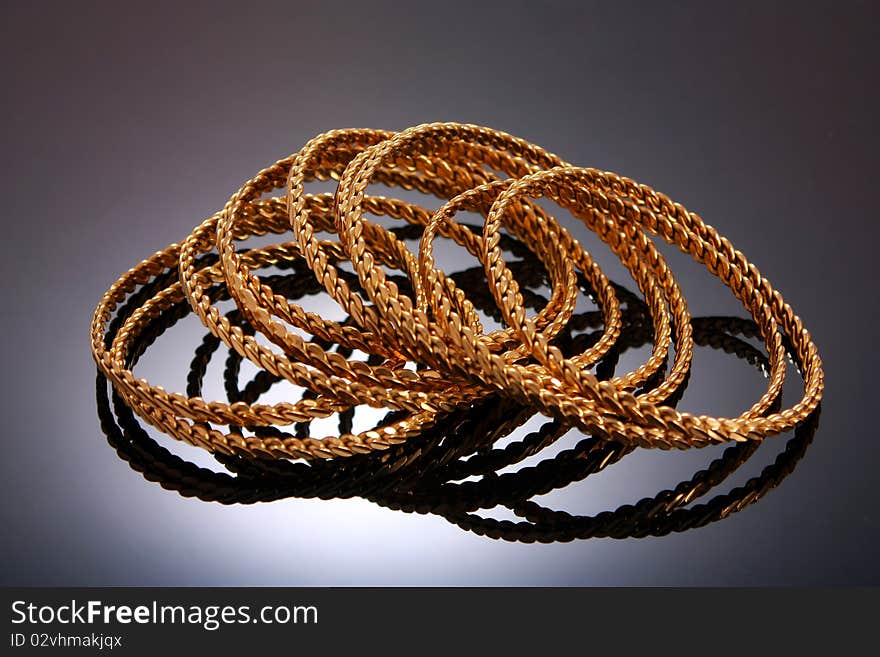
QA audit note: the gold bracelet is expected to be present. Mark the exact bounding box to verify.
[90,122,823,460]
[331,124,822,448]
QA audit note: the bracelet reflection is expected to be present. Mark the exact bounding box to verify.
[95,226,819,544]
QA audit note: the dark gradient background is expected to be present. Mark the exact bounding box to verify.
[1,1,877,585]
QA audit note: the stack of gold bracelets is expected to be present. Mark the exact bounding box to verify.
[90,122,824,463]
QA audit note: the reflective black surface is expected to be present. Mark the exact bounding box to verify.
[97,246,820,544]
[1,1,876,585]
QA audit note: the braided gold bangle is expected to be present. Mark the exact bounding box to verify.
[90,121,823,462]
[331,124,821,448]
